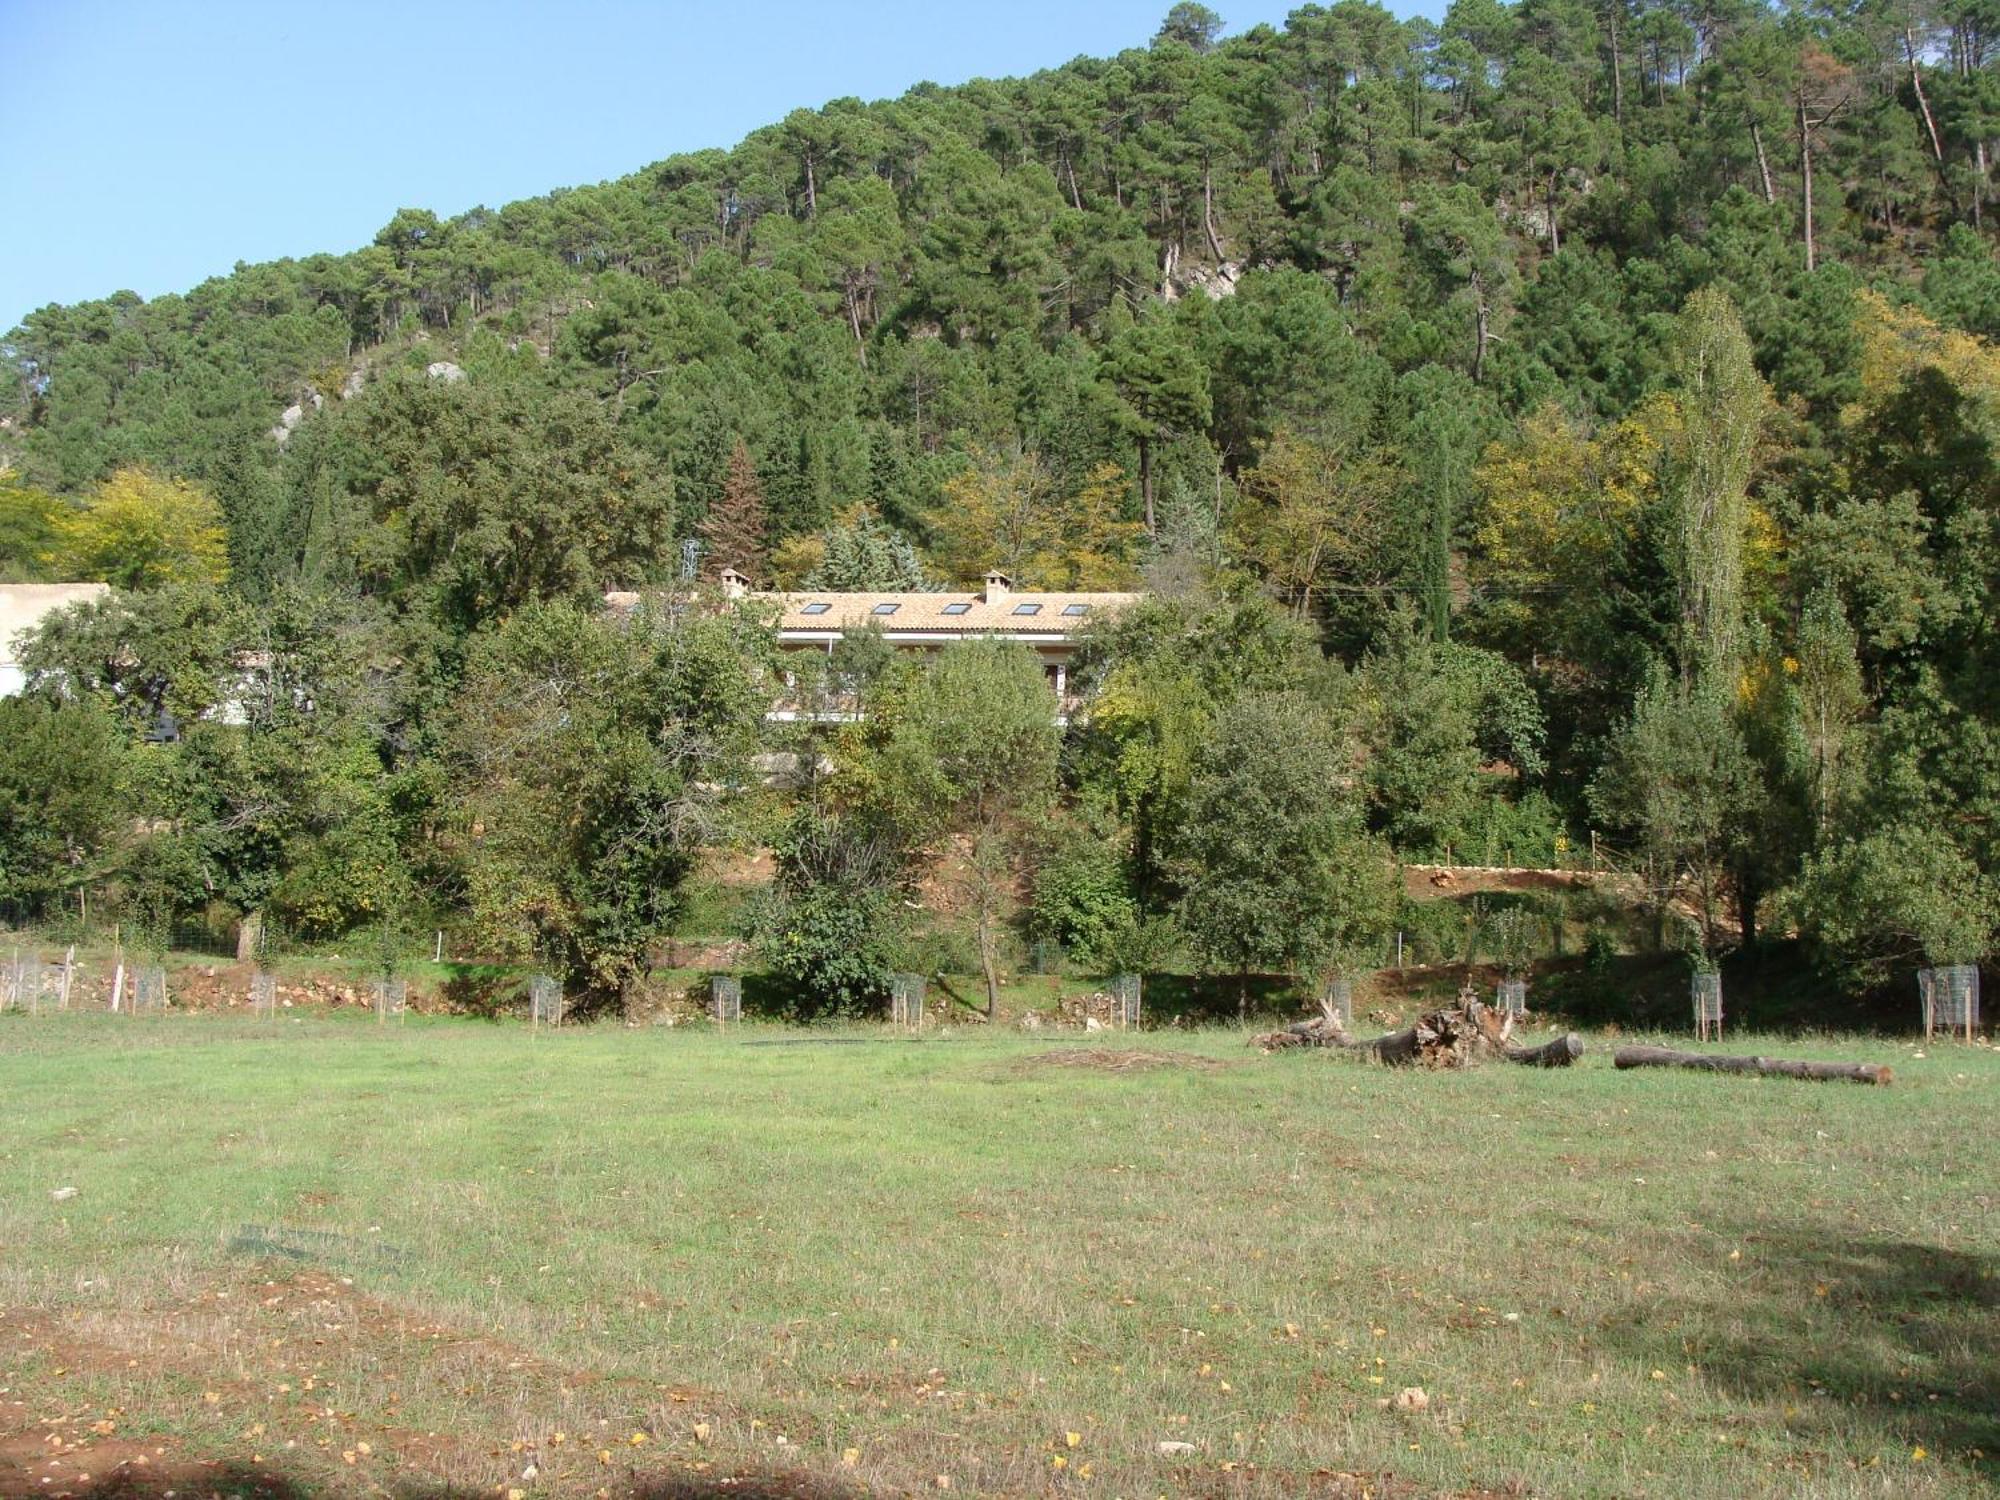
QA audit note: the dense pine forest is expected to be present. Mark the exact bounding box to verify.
[2,0,1996,1010]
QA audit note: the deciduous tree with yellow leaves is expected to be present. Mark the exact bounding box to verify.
[53,467,229,591]
[1230,430,1398,624]
[927,453,1140,589]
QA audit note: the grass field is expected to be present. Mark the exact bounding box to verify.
[1,1012,1994,1499]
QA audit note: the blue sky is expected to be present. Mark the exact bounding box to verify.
[3,0,1435,332]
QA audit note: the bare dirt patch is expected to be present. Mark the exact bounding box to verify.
[1402,864,1618,900]
[1017,1047,1229,1073]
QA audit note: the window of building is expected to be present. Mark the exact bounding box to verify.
[801,602,831,615]
[1062,603,1089,616]
[941,601,972,615]
[872,602,900,615]
[1012,602,1043,616]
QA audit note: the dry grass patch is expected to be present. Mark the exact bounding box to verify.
[1015,1045,1232,1073]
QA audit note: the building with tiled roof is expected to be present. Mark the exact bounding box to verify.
[605,569,1139,720]
[735,568,1138,719]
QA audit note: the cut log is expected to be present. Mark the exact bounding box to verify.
[1359,1023,1422,1066]
[1258,1014,1353,1050]
[1256,987,1531,1068]
[1612,1045,1891,1086]
[1505,1033,1584,1067]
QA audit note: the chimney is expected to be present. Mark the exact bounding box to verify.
[982,570,1011,603]
[718,567,751,600]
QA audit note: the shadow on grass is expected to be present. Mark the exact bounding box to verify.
[75,1460,859,1499]
[1528,938,1965,1037]
[1136,971,1300,1022]
[1597,1226,1998,1468]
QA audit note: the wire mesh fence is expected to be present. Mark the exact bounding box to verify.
[708,974,742,1024]
[167,922,244,961]
[1692,972,1723,1041]
[1109,972,1142,1030]
[890,972,926,1028]
[1322,975,1353,1025]
[132,966,168,1013]
[1026,941,1063,976]
[373,976,408,1022]
[1919,965,1981,1039]
[1,957,70,1013]
[529,974,564,1029]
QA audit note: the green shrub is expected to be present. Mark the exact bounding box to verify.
[1031,834,1140,971]
[1449,787,1566,868]
[896,920,983,979]
[750,807,908,1019]
[1394,894,1466,967]
[1583,926,1618,973]
[750,881,900,1019]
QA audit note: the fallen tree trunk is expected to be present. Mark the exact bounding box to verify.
[1256,988,1576,1069]
[1505,1033,1585,1067]
[1261,1014,1350,1049]
[1255,1013,1448,1062]
[1339,1020,1424,1065]
[1612,1045,1891,1086]
[1260,1007,1583,1067]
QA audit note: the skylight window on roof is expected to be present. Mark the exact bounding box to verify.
[872,602,900,615]
[1062,603,1089,616]
[941,601,972,615]
[801,602,831,615]
[1012,602,1043,615]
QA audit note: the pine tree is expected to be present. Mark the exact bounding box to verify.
[698,440,770,582]
[804,506,932,591]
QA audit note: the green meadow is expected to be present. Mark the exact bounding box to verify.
[2,1012,1994,1498]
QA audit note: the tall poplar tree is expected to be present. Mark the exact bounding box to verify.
[1665,289,1765,687]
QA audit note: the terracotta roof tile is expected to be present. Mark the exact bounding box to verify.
[758,590,1137,634]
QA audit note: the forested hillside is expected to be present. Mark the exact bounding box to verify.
[2,1,1995,1005]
